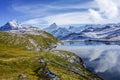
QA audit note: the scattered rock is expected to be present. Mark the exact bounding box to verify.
[38,58,45,63]
[18,74,28,80]
[53,77,61,80]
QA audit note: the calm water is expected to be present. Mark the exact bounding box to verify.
[56,41,120,80]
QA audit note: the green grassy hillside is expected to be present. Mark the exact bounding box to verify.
[0,31,58,51]
[0,31,102,80]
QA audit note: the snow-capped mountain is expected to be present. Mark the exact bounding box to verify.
[0,20,24,31]
[63,24,120,41]
[51,27,70,39]
[44,23,71,39]
[44,23,120,41]
[68,26,84,33]
[43,23,96,40]
[44,23,89,39]
[82,24,120,38]
[44,23,58,33]
[0,20,43,35]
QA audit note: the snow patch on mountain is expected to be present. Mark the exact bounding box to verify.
[0,20,49,38]
[44,23,58,33]
[44,23,120,41]
[0,20,23,31]
[44,23,71,39]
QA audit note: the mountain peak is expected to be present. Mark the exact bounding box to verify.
[0,20,23,31]
[49,23,58,29]
[8,19,18,23]
[44,23,58,32]
[7,20,23,28]
[69,26,74,29]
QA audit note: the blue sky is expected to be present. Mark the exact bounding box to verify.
[0,0,120,27]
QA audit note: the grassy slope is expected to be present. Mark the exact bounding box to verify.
[0,31,102,80]
[0,31,58,51]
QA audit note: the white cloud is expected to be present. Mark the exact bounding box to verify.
[22,12,93,25]
[89,9,103,23]
[12,4,51,17]
[13,1,98,26]
[17,0,120,26]
[44,12,92,25]
[23,18,41,25]
[87,0,120,24]
[22,18,49,28]
[95,0,119,19]
[12,1,96,14]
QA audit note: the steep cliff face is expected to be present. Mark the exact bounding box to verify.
[0,30,102,80]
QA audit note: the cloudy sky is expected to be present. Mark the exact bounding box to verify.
[0,0,120,27]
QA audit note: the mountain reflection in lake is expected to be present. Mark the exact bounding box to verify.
[56,41,120,80]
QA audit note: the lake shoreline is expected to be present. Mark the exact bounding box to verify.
[62,39,120,42]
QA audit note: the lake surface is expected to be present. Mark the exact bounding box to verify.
[56,41,120,80]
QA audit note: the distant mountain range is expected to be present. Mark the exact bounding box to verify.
[44,23,85,39]
[1,20,120,41]
[44,23,120,41]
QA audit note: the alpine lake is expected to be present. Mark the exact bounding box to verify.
[56,40,120,80]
